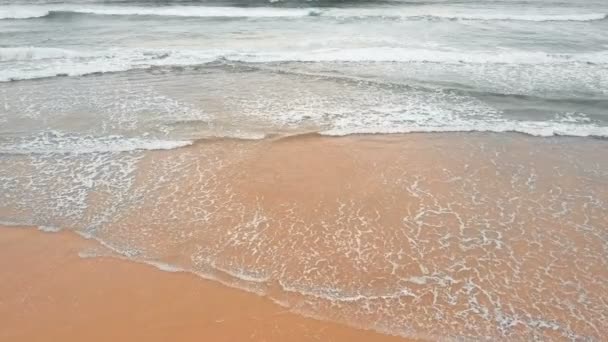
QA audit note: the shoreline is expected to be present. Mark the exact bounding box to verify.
[1,132,606,340]
[0,225,416,342]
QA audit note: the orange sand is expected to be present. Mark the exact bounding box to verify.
[1,133,607,340]
[0,225,414,342]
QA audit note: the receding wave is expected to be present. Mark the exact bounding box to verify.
[321,120,608,138]
[0,132,193,155]
[0,5,606,22]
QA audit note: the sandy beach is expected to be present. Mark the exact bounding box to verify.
[2,0,608,338]
[0,225,413,342]
[2,133,607,340]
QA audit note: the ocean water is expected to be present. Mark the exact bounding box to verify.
[1,0,608,340]
[1,0,608,141]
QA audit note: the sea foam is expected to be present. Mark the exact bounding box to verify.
[0,5,606,22]
[1,47,606,83]
[0,131,193,155]
[0,47,86,61]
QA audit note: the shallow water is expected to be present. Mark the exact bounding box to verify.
[1,133,607,340]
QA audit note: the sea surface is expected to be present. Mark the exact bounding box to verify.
[1,0,608,140]
[1,0,608,340]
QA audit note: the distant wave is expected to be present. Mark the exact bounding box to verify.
[2,47,607,82]
[0,5,606,22]
[0,131,193,155]
[0,5,312,19]
[0,6,50,19]
[0,47,218,81]
[0,47,87,61]
[409,13,608,22]
[327,9,608,22]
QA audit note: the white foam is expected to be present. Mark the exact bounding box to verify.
[202,130,268,141]
[73,232,271,297]
[0,47,86,62]
[71,5,313,18]
[279,280,416,302]
[0,47,220,82]
[0,6,49,19]
[2,46,606,83]
[326,9,607,22]
[38,225,61,233]
[0,5,311,19]
[438,13,607,22]
[0,131,193,155]
[210,262,271,283]
[241,48,608,65]
[322,120,608,138]
[0,5,605,22]
[234,73,608,139]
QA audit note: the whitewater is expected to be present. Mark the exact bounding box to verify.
[1,1,608,138]
[2,4,607,21]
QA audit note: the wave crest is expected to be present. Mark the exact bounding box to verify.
[1,47,606,82]
[0,6,49,19]
[0,5,606,22]
[0,47,86,62]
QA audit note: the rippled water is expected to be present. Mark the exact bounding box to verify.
[1,0,608,139]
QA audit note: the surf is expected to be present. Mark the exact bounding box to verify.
[1,4,606,22]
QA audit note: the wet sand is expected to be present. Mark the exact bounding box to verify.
[0,225,412,342]
[1,133,607,340]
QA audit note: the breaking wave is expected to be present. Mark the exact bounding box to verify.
[1,5,606,22]
[0,47,87,61]
[1,47,606,82]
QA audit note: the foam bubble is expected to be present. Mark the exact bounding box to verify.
[0,131,193,155]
